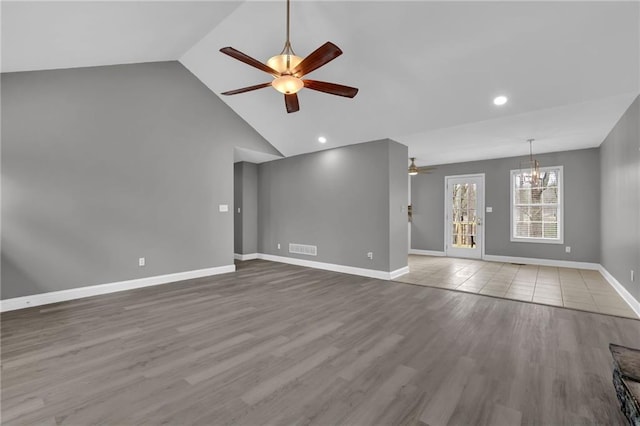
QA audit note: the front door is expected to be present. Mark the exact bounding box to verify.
[445,174,484,259]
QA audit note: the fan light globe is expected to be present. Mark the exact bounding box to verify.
[272,75,304,94]
[267,54,303,74]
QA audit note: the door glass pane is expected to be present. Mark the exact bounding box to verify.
[452,182,477,248]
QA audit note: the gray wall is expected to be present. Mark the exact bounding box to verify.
[234,162,258,255]
[411,148,601,262]
[388,141,409,271]
[258,139,408,272]
[1,61,279,299]
[234,163,243,254]
[600,95,639,301]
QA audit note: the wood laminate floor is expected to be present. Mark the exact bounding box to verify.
[396,255,639,320]
[2,259,639,425]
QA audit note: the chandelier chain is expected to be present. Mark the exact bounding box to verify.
[527,138,535,160]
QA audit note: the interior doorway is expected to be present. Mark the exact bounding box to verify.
[444,174,485,259]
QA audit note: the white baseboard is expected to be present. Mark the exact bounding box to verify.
[599,265,640,317]
[0,264,236,313]
[409,249,446,257]
[390,266,410,279]
[257,253,403,281]
[234,253,258,261]
[483,254,600,270]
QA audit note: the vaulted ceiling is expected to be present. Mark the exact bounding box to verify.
[3,1,638,166]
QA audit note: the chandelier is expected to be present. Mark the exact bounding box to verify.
[520,138,540,186]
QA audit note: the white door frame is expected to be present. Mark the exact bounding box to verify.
[444,173,485,259]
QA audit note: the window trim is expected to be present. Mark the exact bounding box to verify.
[510,165,564,244]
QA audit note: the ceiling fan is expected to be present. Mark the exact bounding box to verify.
[408,158,436,176]
[219,0,358,113]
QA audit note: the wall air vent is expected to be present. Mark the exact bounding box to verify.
[289,243,317,256]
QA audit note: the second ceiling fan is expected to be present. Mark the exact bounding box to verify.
[408,158,436,176]
[219,0,358,113]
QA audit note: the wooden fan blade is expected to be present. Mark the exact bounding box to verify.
[291,42,342,77]
[220,47,280,77]
[417,167,436,174]
[221,82,272,96]
[303,79,358,98]
[285,93,300,113]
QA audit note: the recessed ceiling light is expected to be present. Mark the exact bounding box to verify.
[493,95,508,106]
[318,136,327,143]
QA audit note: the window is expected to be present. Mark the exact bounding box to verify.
[510,166,563,243]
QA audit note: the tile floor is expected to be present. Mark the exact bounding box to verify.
[395,255,638,319]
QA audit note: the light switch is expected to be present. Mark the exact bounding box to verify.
[219,204,229,212]
[486,207,493,213]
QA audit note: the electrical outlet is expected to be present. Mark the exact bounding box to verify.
[565,246,571,253]
[367,252,373,260]
[237,207,241,213]
[277,243,281,250]
[138,257,145,267]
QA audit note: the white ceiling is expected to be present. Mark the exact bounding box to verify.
[1,1,242,73]
[3,1,639,166]
[400,92,638,166]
